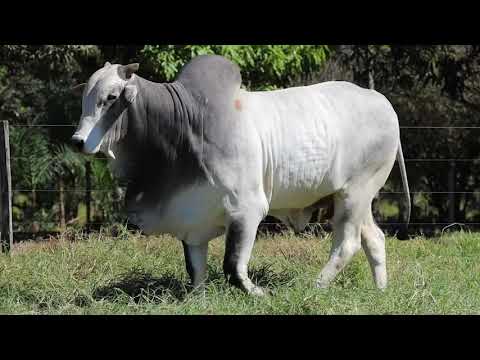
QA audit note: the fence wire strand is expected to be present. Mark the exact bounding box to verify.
[7,123,480,234]
[9,189,480,195]
[9,125,480,129]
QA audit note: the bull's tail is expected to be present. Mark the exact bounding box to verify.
[396,140,411,240]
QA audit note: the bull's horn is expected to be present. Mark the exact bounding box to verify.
[71,83,86,96]
[119,63,140,79]
[104,61,111,67]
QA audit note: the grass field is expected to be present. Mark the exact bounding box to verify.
[0,228,479,315]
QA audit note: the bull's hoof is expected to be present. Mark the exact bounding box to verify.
[188,284,206,296]
[396,226,410,240]
[376,284,387,292]
[315,279,330,289]
[244,284,268,297]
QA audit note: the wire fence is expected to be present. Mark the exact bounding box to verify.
[10,125,480,128]
[7,123,480,238]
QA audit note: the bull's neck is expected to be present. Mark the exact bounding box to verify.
[132,75,201,144]
[115,75,205,182]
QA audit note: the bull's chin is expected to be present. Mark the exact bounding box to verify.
[82,142,103,156]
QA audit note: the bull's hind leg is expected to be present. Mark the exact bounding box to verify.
[361,209,387,289]
[316,191,365,288]
[360,161,396,289]
[317,161,394,290]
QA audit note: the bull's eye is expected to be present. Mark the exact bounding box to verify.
[107,94,117,101]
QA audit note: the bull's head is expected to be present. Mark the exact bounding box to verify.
[71,62,140,155]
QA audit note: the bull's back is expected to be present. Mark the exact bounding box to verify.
[243,81,399,210]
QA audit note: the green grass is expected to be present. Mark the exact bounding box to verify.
[0,227,479,314]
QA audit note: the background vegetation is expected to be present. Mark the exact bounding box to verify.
[1,45,479,234]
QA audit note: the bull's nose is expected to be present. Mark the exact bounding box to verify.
[71,136,84,151]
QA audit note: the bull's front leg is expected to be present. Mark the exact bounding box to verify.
[182,241,208,290]
[223,215,266,296]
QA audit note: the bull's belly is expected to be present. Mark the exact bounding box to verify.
[128,182,225,237]
[269,177,333,210]
[267,145,332,210]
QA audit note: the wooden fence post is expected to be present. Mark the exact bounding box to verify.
[85,160,91,232]
[59,177,66,230]
[0,121,13,253]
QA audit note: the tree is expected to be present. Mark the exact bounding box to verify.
[140,45,330,90]
[334,45,480,229]
[51,144,88,229]
[5,44,478,234]
[1,45,104,231]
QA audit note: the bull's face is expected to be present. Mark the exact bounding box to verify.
[71,62,139,155]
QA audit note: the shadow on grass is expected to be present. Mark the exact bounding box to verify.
[88,263,296,305]
[91,269,188,304]
[207,263,296,290]
[249,264,295,289]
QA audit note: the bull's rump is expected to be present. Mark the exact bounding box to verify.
[244,81,400,210]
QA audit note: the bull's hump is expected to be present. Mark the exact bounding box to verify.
[176,55,242,103]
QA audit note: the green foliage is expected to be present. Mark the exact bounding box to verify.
[0,45,101,79]
[334,45,480,224]
[52,144,86,179]
[1,45,107,230]
[10,126,54,192]
[337,45,480,102]
[89,158,123,223]
[0,45,101,126]
[141,45,330,90]
[376,200,400,219]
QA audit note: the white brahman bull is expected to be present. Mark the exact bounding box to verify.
[71,55,410,295]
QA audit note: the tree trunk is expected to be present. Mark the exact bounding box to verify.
[59,177,66,230]
[368,64,375,90]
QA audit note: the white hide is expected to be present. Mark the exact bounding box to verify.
[235,81,400,213]
[143,80,402,244]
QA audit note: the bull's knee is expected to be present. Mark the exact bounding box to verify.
[340,239,361,258]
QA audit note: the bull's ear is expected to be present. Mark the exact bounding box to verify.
[71,83,86,96]
[124,84,138,103]
[104,61,111,67]
[119,63,140,79]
